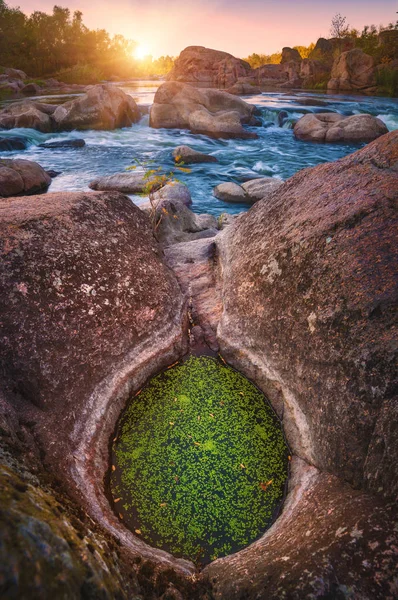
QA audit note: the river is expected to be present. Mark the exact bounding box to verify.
[1,80,397,216]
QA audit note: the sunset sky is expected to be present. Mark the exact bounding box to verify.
[11,0,398,58]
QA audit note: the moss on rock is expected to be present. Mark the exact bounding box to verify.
[111,356,289,564]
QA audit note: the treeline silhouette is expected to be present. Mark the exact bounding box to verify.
[0,0,174,80]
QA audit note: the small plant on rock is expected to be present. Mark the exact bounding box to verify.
[126,158,191,234]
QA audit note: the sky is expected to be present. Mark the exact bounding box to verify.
[10,0,398,58]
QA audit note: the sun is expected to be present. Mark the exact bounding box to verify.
[134,44,150,60]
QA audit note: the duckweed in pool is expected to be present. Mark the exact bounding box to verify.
[110,356,289,564]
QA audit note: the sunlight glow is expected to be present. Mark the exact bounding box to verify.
[134,44,151,60]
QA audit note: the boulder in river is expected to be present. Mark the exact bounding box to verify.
[89,170,164,193]
[294,112,388,143]
[167,45,252,88]
[214,177,283,204]
[39,139,86,149]
[214,182,249,204]
[150,81,258,139]
[0,101,53,133]
[172,145,218,164]
[53,84,140,131]
[0,158,51,197]
[0,137,27,151]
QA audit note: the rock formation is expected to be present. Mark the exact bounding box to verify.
[53,84,140,130]
[0,85,140,132]
[167,46,252,88]
[0,158,51,196]
[328,48,376,92]
[281,47,302,63]
[294,112,388,142]
[150,81,259,139]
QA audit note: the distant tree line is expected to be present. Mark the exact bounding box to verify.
[244,16,398,70]
[0,0,175,80]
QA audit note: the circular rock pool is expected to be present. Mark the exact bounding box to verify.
[110,356,289,565]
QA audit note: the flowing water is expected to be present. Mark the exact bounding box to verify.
[1,81,397,216]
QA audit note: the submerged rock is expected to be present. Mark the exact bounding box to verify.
[172,145,218,164]
[150,81,258,139]
[294,112,388,143]
[53,84,140,131]
[39,138,86,149]
[0,158,51,197]
[0,136,27,151]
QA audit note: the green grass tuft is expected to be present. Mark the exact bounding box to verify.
[110,356,289,565]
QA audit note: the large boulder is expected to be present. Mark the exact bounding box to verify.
[53,84,140,131]
[167,46,252,88]
[150,81,258,139]
[0,190,197,596]
[216,130,398,497]
[172,145,218,164]
[0,101,53,132]
[0,158,51,197]
[294,112,388,143]
[328,48,376,92]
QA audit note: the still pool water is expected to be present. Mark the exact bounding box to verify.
[110,356,289,565]
[1,81,398,216]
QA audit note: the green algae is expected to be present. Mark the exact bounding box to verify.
[110,356,289,564]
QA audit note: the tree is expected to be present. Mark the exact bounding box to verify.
[330,13,350,38]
